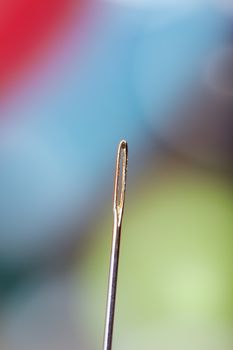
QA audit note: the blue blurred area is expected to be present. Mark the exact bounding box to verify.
[0,3,228,263]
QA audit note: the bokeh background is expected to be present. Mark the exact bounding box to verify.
[1,0,233,349]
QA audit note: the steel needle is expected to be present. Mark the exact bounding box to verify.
[103,140,128,350]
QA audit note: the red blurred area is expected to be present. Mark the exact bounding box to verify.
[0,0,83,93]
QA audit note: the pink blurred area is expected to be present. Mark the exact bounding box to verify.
[0,0,86,96]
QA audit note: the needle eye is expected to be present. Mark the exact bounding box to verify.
[114,140,128,218]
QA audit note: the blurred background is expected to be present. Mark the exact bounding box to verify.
[1,0,233,349]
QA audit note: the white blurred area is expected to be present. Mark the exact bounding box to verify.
[214,0,233,15]
[104,0,233,17]
[103,0,201,9]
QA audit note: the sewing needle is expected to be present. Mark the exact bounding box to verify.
[103,140,128,350]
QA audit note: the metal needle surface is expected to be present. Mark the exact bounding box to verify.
[103,140,128,350]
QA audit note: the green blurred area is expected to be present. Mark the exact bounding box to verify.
[79,168,233,349]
